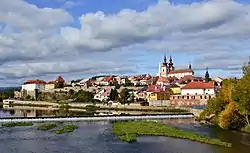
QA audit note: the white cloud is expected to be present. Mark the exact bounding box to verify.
[0,0,250,86]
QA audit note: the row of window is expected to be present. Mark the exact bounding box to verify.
[172,95,212,100]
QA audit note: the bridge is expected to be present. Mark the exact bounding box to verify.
[0,114,194,123]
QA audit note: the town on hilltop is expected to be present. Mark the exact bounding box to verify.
[13,55,224,107]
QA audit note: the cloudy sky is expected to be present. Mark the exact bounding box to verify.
[0,0,249,87]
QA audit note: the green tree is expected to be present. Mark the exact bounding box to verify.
[119,88,130,105]
[109,88,118,101]
[68,89,75,99]
[205,68,211,83]
[73,90,94,103]
[233,73,250,125]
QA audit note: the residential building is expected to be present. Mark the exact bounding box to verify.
[94,88,111,101]
[170,81,216,107]
[100,76,114,86]
[146,85,172,106]
[21,79,46,99]
[181,81,215,95]
[45,81,56,90]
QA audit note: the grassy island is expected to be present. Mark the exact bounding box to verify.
[55,124,78,134]
[37,123,57,131]
[112,121,232,147]
[2,122,34,127]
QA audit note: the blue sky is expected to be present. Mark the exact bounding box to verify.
[0,0,250,86]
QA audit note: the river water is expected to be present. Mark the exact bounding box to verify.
[0,108,250,153]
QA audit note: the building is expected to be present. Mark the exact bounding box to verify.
[170,81,216,107]
[45,81,56,90]
[156,76,170,86]
[94,88,111,101]
[181,81,215,95]
[157,55,194,79]
[21,79,46,99]
[146,85,172,106]
[100,76,114,86]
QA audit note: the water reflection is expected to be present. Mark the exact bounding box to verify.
[0,119,249,153]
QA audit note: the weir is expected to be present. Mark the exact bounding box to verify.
[0,114,194,123]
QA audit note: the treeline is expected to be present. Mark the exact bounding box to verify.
[37,89,96,103]
[201,60,250,130]
[0,87,20,102]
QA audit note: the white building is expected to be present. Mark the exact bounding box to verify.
[94,88,111,101]
[21,80,46,92]
[157,55,194,79]
[181,81,215,95]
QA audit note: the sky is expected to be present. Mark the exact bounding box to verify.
[0,0,250,87]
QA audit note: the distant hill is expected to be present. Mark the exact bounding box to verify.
[0,86,21,92]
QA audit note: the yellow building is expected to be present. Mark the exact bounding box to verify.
[170,84,181,94]
[146,85,171,104]
[45,81,56,90]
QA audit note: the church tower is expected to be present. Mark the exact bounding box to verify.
[168,56,175,71]
[159,55,168,77]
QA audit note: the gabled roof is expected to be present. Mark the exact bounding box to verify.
[102,76,113,82]
[182,81,214,89]
[47,81,56,84]
[157,76,170,83]
[168,69,193,74]
[24,80,46,85]
[56,76,65,82]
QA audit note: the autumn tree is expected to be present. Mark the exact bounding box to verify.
[233,73,250,125]
[242,58,250,75]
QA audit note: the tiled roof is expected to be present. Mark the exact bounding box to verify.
[47,81,56,84]
[24,80,46,85]
[182,81,214,89]
[157,76,170,83]
[168,69,193,74]
[146,85,171,93]
[102,76,113,82]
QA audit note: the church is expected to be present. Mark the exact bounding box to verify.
[157,55,194,79]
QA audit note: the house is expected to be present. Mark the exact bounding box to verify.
[94,88,111,101]
[170,81,216,107]
[99,76,114,86]
[146,85,172,106]
[21,79,46,99]
[169,84,181,94]
[45,81,56,90]
[181,81,215,95]
[156,76,170,86]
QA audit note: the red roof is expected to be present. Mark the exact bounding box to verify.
[24,80,46,85]
[157,76,170,83]
[146,85,171,93]
[102,76,113,82]
[182,81,214,89]
[168,69,193,74]
[47,81,56,84]
[56,76,65,82]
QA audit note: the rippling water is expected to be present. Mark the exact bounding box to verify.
[1,108,250,153]
[0,120,250,153]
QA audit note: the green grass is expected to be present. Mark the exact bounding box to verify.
[37,123,57,131]
[55,124,78,134]
[241,126,250,133]
[112,121,232,147]
[2,122,34,127]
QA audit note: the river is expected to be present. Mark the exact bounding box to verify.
[0,108,250,153]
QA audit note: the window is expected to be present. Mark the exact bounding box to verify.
[195,93,197,95]
[209,95,211,99]
[205,96,207,99]
[200,96,202,99]
[182,96,184,99]
[187,96,189,99]
[178,96,180,99]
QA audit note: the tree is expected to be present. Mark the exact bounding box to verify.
[73,90,94,103]
[233,73,250,125]
[109,88,118,101]
[205,68,211,83]
[68,89,75,99]
[119,88,130,105]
